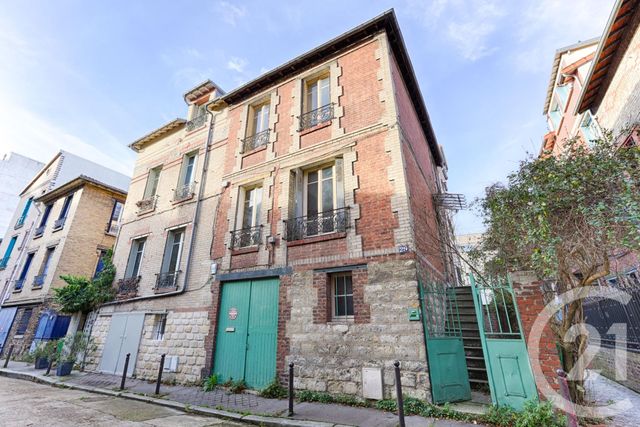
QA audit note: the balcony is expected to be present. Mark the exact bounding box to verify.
[136,195,157,214]
[116,276,140,299]
[32,274,46,288]
[0,257,8,270]
[15,216,26,229]
[53,217,66,231]
[230,226,262,250]
[283,207,349,241]
[242,129,270,153]
[186,114,207,132]
[174,182,196,202]
[13,279,24,291]
[34,225,45,238]
[155,271,180,293]
[299,103,334,131]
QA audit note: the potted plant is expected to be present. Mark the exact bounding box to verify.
[33,339,59,369]
[56,332,95,376]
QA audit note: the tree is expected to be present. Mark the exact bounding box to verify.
[53,249,117,314]
[476,131,640,403]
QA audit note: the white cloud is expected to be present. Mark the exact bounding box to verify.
[216,1,247,27]
[227,56,248,73]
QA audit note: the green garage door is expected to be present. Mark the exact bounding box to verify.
[213,278,279,389]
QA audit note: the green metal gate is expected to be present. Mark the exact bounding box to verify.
[213,278,279,389]
[470,274,538,410]
[420,280,471,404]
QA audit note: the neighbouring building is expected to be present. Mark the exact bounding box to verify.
[88,10,456,400]
[455,233,484,286]
[541,38,600,155]
[0,150,129,355]
[0,153,44,237]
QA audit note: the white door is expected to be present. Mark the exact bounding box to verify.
[99,313,145,376]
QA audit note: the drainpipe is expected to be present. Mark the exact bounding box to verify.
[102,98,223,306]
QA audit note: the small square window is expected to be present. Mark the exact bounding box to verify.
[331,273,354,320]
[153,314,167,340]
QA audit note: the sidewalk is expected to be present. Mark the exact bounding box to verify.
[0,361,480,427]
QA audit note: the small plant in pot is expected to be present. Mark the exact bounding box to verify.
[56,332,95,376]
[33,340,59,369]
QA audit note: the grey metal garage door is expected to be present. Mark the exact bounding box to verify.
[99,313,145,376]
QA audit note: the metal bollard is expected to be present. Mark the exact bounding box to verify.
[155,354,166,395]
[120,353,130,390]
[288,362,294,416]
[3,345,14,368]
[394,361,406,427]
[45,359,54,376]
[557,369,578,427]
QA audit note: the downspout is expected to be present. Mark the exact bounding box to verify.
[102,98,222,306]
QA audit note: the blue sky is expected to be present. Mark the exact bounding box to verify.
[0,0,614,233]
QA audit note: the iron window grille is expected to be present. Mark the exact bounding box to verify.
[155,271,180,291]
[13,279,24,291]
[299,103,334,131]
[15,216,26,229]
[174,182,196,201]
[32,274,46,288]
[186,114,207,132]
[283,207,349,241]
[230,225,262,249]
[117,276,141,297]
[242,129,270,153]
[136,195,157,214]
[34,225,45,238]
[53,217,66,230]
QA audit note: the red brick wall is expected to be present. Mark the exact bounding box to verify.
[512,274,562,393]
[287,235,348,262]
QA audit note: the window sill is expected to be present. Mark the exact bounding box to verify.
[299,120,331,135]
[105,231,117,237]
[33,234,43,240]
[32,285,43,290]
[286,231,346,247]
[231,246,260,255]
[154,286,178,294]
[12,288,22,293]
[241,144,268,157]
[14,223,24,230]
[52,226,64,233]
[171,194,195,205]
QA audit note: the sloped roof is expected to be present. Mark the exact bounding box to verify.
[128,118,186,152]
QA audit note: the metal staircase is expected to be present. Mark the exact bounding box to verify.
[452,286,488,389]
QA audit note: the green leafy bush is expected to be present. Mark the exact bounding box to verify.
[514,401,565,427]
[202,374,218,392]
[259,378,287,399]
[375,399,397,412]
[483,405,518,427]
[230,379,246,394]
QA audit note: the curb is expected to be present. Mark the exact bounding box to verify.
[0,368,341,427]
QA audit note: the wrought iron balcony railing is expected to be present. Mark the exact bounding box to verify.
[186,114,207,132]
[53,217,66,230]
[155,271,180,292]
[117,276,140,298]
[242,129,270,153]
[13,279,24,291]
[230,226,262,249]
[32,274,46,287]
[15,216,26,229]
[299,103,334,131]
[283,207,349,241]
[0,257,8,270]
[174,182,196,202]
[34,225,45,238]
[136,195,157,214]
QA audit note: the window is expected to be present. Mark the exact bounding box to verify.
[153,314,167,340]
[107,200,123,234]
[549,101,562,130]
[190,103,206,120]
[16,308,33,335]
[331,273,354,320]
[243,103,271,152]
[144,167,162,199]
[125,237,146,278]
[161,228,185,275]
[15,197,33,228]
[555,84,570,109]
[182,153,197,186]
[54,194,73,229]
[34,246,55,286]
[250,103,270,136]
[93,249,108,279]
[580,111,600,145]
[304,163,344,235]
[241,187,262,230]
[38,204,53,228]
[305,74,330,113]
[0,236,18,268]
[17,253,35,288]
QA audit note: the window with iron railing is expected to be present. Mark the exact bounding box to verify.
[174,153,197,201]
[0,236,18,270]
[243,102,270,152]
[186,103,207,132]
[125,237,146,279]
[284,207,349,241]
[231,186,262,249]
[300,73,332,131]
[106,200,123,235]
[156,228,184,292]
[15,197,33,229]
[34,204,52,238]
[54,194,73,230]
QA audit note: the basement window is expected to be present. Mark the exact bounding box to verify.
[153,314,167,341]
[331,273,354,321]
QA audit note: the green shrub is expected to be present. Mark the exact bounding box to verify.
[202,374,218,392]
[259,378,287,399]
[514,401,565,427]
[375,399,397,412]
[483,405,518,427]
[230,379,246,394]
[296,390,334,403]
